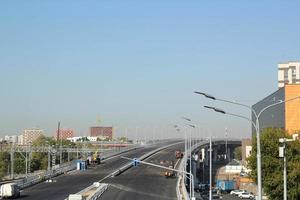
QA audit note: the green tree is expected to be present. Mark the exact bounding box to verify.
[233,146,242,160]
[0,152,10,179]
[247,128,300,200]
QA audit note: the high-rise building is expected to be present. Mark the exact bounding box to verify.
[22,129,44,145]
[252,84,300,135]
[4,135,18,144]
[278,61,300,88]
[90,127,113,140]
[18,135,23,145]
[55,129,74,140]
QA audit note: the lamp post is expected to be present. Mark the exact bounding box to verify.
[279,134,298,200]
[225,128,228,160]
[182,117,194,197]
[209,135,212,200]
[173,124,193,199]
[197,91,300,200]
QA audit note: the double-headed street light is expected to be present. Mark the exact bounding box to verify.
[181,117,194,198]
[174,122,194,200]
[182,118,213,200]
[196,91,300,200]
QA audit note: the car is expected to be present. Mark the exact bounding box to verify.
[0,183,20,198]
[212,194,222,199]
[238,192,255,199]
[230,189,246,196]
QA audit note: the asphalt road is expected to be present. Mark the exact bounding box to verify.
[99,143,184,200]
[19,141,177,200]
[222,194,244,199]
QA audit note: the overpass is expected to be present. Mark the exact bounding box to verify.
[9,139,241,200]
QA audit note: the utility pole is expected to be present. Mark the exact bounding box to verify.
[76,146,79,159]
[209,136,212,200]
[57,122,62,164]
[189,129,192,197]
[279,134,298,200]
[67,146,70,162]
[25,144,28,177]
[28,142,31,174]
[48,145,51,171]
[225,127,228,160]
[10,145,14,179]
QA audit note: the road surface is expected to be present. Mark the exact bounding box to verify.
[99,143,184,200]
[19,141,178,200]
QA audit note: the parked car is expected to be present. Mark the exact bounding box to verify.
[0,183,20,198]
[230,189,246,196]
[212,194,222,199]
[238,192,255,199]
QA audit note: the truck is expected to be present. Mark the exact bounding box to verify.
[0,183,20,198]
[175,150,183,159]
[216,180,236,193]
[164,161,176,178]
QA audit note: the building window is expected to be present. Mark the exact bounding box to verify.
[284,69,289,80]
[291,66,296,83]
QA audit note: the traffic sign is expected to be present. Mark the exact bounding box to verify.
[132,158,140,167]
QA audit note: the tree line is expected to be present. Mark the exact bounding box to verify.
[247,128,300,200]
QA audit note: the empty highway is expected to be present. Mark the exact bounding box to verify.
[99,143,184,200]
[19,141,179,200]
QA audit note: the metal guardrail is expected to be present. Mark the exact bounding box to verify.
[16,161,77,189]
[5,145,141,190]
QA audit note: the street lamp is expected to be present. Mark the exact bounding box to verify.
[279,134,299,200]
[197,91,300,200]
[182,117,194,197]
[173,124,194,199]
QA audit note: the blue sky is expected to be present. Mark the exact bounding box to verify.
[1,1,300,139]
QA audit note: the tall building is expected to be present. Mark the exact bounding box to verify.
[55,129,74,140]
[278,61,300,88]
[4,135,18,144]
[22,129,44,145]
[90,127,113,140]
[18,135,23,145]
[252,84,300,135]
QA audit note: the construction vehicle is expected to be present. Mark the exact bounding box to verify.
[164,161,176,178]
[175,150,184,159]
[91,150,101,165]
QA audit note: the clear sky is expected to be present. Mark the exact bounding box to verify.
[1,1,300,139]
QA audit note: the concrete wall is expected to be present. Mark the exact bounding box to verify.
[252,87,285,136]
[252,84,300,136]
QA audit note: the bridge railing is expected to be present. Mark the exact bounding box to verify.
[177,140,211,200]
[12,144,141,189]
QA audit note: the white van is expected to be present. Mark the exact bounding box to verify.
[0,183,20,198]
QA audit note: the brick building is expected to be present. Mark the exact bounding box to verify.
[90,127,113,140]
[22,129,44,145]
[55,129,74,140]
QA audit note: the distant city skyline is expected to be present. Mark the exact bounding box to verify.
[1,1,300,139]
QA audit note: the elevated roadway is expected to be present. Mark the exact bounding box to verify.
[99,143,184,200]
[18,141,179,200]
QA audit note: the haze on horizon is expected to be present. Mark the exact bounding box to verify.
[1,1,300,139]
